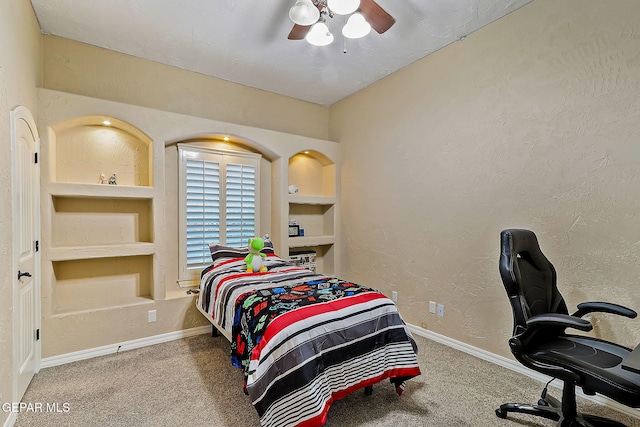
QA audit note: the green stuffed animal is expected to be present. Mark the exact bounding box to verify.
[245,237,268,273]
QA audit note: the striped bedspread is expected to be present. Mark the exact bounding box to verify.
[198,254,421,427]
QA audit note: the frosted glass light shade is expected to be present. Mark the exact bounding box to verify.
[327,0,360,15]
[289,0,320,26]
[306,21,334,46]
[342,13,371,39]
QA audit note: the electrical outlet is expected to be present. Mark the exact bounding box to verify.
[429,301,437,314]
[148,310,157,323]
[391,291,398,302]
[437,304,445,317]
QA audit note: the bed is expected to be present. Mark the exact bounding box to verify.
[196,241,422,427]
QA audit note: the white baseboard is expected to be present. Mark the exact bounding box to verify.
[407,324,640,421]
[40,325,212,369]
[2,412,17,427]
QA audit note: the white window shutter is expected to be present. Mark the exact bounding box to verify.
[225,163,256,247]
[178,145,261,283]
[185,159,221,268]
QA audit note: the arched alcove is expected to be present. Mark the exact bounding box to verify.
[162,132,277,291]
[49,115,153,186]
[288,149,335,197]
[165,132,279,162]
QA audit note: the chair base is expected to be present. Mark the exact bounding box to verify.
[496,392,627,427]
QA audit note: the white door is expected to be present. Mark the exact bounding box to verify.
[11,105,40,400]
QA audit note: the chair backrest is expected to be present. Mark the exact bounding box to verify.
[500,229,569,337]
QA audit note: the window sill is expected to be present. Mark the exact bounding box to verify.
[177,279,199,289]
[165,289,199,300]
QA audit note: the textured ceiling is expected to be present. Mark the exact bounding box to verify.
[30,0,532,106]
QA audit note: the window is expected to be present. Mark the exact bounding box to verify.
[178,145,260,283]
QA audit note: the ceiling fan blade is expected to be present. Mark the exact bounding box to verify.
[359,0,395,34]
[288,1,324,40]
[288,24,312,40]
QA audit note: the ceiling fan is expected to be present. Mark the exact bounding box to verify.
[287,0,395,44]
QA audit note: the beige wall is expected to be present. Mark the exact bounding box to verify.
[0,0,42,423]
[330,0,640,357]
[42,36,330,141]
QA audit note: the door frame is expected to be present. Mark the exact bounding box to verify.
[11,105,41,402]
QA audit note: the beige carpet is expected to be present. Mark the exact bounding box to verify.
[14,333,640,427]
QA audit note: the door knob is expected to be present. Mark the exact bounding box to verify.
[18,270,32,280]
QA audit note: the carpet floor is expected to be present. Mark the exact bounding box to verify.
[14,333,640,427]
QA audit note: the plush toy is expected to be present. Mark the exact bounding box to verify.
[245,237,268,273]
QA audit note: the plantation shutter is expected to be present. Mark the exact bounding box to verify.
[185,159,220,268]
[178,145,261,283]
[225,163,256,247]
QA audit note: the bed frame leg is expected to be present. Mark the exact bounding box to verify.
[211,326,219,337]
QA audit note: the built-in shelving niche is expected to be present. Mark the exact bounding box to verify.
[43,115,156,316]
[287,150,337,274]
[49,116,153,186]
[288,150,335,197]
[288,203,334,239]
[51,196,153,248]
[51,255,153,316]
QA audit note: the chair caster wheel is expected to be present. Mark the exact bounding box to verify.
[495,408,507,419]
[538,399,548,406]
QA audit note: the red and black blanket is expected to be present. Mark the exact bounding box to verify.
[198,254,421,427]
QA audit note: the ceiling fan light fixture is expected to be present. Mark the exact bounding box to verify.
[327,0,360,15]
[289,0,320,26]
[306,21,334,46]
[342,13,371,39]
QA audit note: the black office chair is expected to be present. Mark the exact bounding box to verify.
[497,229,640,427]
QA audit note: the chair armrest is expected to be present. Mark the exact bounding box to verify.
[526,313,593,332]
[572,302,637,319]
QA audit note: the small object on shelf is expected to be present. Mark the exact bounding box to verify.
[299,229,305,236]
[289,224,300,237]
[108,173,117,185]
[289,250,316,272]
[288,184,299,194]
[99,173,107,184]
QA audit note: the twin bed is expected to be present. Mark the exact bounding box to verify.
[196,241,421,427]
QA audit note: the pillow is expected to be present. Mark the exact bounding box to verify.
[209,237,274,262]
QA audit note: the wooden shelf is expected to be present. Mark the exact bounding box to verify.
[51,297,154,318]
[47,182,154,199]
[288,235,335,248]
[48,243,156,261]
[288,195,335,205]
